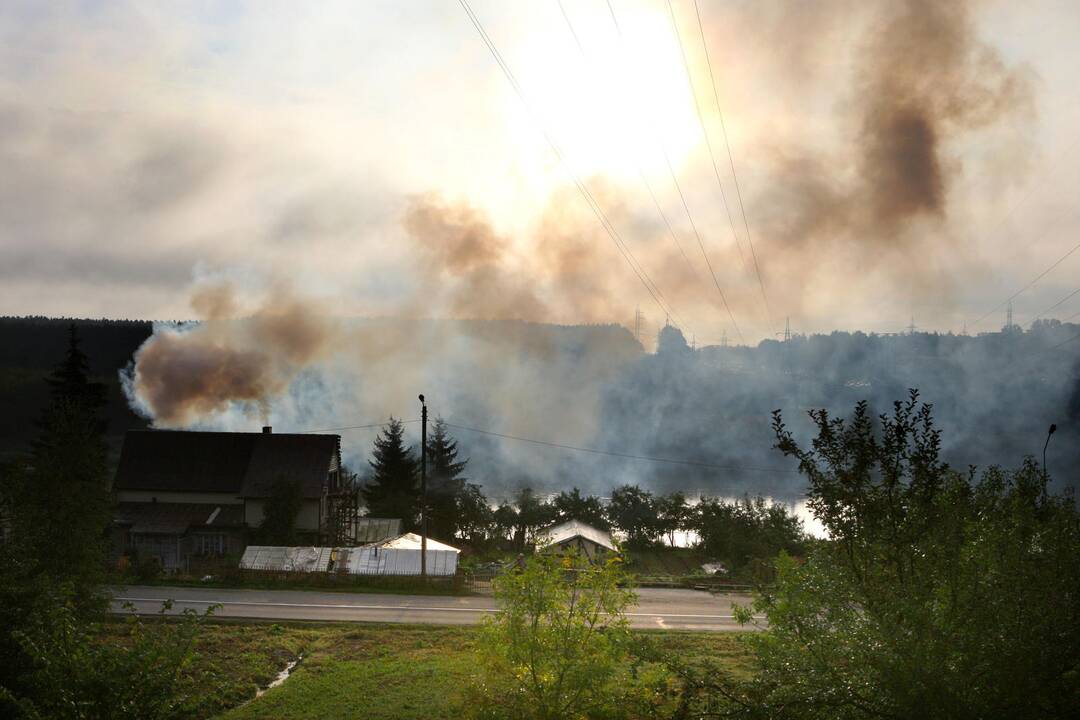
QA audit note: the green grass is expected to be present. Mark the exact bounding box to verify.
[93,620,754,720]
[625,547,710,577]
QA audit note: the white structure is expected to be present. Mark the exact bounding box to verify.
[340,533,460,577]
[538,520,616,561]
[240,545,334,573]
[237,533,460,577]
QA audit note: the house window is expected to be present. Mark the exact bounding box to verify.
[194,533,226,556]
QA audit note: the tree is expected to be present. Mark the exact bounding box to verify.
[456,483,493,546]
[692,494,805,577]
[425,418,469,541]
[551,487,607,529]
[259,477,303,545]
[467,550,645,720]
[509,488,556,551]
[361,418,418,528]
[655,492,689,547]
[713,392,1080,718]
[606,484,658,547]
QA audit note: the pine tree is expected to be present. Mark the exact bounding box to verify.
[361,418,419,529]
[425,418,469,541]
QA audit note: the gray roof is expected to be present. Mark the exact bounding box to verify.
[354,518,402,544]
[539,519,616,551]
[114,430,339,499]
[115,502,243,535]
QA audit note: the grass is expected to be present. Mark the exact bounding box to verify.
[93,620,754,720]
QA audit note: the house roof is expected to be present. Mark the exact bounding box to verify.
[115,502,244,535]
[375,532,460,553]
[539,519,617,552]
[113,430,339,499]
[354,518,402,544]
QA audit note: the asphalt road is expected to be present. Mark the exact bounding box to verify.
[113,585,760,632]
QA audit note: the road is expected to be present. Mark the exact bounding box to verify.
[113,585,759,632]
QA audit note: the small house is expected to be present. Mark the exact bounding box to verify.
[538,519,617,561]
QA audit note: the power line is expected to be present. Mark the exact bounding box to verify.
[664,0,747,274]
[457,0,691,334]
[971,231,1080,328]
[603,0,743,342]
[1028,286,1080,326]
[298,419,421,434]
[442,420,798,474]
[692,0,774,336]
[556,0,698,281]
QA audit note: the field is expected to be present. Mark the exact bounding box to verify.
[94,619,754,719]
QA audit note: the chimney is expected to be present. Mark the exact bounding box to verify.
[262,426,272,434]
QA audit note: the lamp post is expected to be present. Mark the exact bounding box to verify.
[1043,423,1057,479]
[419,394,428,579]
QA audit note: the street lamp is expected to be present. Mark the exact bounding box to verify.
[419,394,428,579]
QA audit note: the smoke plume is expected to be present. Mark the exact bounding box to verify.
[122,282,334,425]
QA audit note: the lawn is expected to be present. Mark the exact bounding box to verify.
[95,619,754,719]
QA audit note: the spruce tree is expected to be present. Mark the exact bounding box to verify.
[425,418,469,541]
[361,418,419,529]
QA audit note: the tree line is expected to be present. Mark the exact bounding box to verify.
[357,417,806,572]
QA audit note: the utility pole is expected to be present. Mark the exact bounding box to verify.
[418,394,428,579]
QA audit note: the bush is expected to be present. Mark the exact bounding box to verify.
[467,550,669,720]
[711,393,1080,718]
[0,591,211,719]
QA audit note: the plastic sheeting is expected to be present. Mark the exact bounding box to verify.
[339,547,458,576]
[240,545,333,573]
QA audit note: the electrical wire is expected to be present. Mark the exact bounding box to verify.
[664,0,747,273]
[442,420,798,474]
[692,0,774,336]
[299,419,421,434]
[603,0,743,341]
[971,234,1080,328]
[457,0,692,335]
[1028,286,1080,326]
[558,0,699,280]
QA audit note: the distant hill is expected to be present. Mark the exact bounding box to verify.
[0,317,154,462]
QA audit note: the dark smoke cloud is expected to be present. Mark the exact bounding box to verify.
[749,0,1033,306]
[403,189,633,325]
[122,282,335,425]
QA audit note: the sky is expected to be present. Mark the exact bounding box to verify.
[1,0,1079,346]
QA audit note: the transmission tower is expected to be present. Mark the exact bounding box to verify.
[907,315,917,336]
[783,317,791,342]
[1005,301,1014,332]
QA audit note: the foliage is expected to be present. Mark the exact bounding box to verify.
[607,484,658,547]
[0,593,209,720]
[259,477,304,545]
[655,492,689,547]
[691,495,805,578]
[425,418,472,542]
[498,487,558,551]
[1,328,113,695]
[552,487,609,529]
[715,391,1080,718]
[362,418,419,528]
[468,550,646,720]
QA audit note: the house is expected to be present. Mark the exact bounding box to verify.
[537,519,617,561]
[112,427,342,570]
